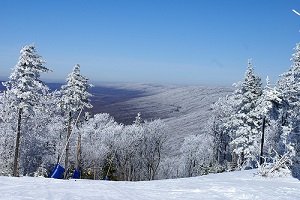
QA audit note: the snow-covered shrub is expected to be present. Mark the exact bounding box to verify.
[33,164,48,177]
[180,134,213,177]
[256,150,291,178]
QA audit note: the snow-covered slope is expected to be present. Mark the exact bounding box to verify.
[91,83,233,156]
[1,169,299,200]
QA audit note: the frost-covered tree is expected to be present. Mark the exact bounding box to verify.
[114,119,166,181]
[133,112,142,126]
[230,59,263,167]
[27,92,65,176]
[180,134,213,177]
[2,44,51,176]
[60,64,93,177]
[208,95,235,166]
[115,123,144,181]
[76,111,167,181]
[80,113,121,180]
[61,64,93,113]
[157,156,185,179]
[142,119,167,180]
[0,93,15,175]
[254,77,285,159]
[276,43,300,177]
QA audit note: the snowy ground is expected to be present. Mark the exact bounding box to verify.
[1,169,300,200]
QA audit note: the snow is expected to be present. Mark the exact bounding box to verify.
[1,169,300,200]
[99,83,233,157]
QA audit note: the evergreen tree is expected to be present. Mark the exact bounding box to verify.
[60,64,93,177]
[2,44,51,176]
[230,59,263,167]
[133,112,142,126]
[277,43,300,177]
[61,64,93,114]
[254,77,285,157]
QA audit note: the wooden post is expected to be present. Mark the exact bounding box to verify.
[260,116,266,165]
[13,107,22,177]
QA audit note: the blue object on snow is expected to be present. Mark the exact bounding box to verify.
[50,164,65,179]
[73,170,80,179]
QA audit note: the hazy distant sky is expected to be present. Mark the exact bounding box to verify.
[1,0,300,86]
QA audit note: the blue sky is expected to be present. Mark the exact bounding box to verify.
[0,0,300,86]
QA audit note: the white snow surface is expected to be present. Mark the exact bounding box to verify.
[1,169,300,200]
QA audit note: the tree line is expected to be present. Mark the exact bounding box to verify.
[1,42,300,180]
[176,43,300,179]
[0,44,167,180]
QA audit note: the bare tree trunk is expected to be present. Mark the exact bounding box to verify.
[93,165,96,180]
[13,107,22,177]
[232,143,237,165]
[151,146,161,180]
[64,111,72,179]
[75,132,81,170]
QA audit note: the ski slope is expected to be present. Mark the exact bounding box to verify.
[1,169,300,200]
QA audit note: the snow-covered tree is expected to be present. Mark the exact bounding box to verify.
[114,119,167,181]
[2,44,51,176]
[254,77,285,158]
[208,95,235,166]
[142,119,167,180]
[133,112,142,126]
[25,92,65,176]
[0,93,15,175]
[230,59,263,167]
[60,64,93,177]
[115,123,144,181]
[60,64,93,114]
[276,43,300,177]
[80,113,121,180]
[157,156,185,179]
[73,111,168,181]
[180,134,213,177]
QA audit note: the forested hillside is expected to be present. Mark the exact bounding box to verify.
[91,84,233,157]
[2,42,300,181]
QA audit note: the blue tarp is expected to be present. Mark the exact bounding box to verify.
[73,170,80,179]
[50,164,65,179]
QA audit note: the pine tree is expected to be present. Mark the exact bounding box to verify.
[61,64,93,114]
[277,43,300,177]
[256,77,285,153]
[2,44,51,176]
[230,59,263,167]
[277,43,300,108]
[133,112,142,126]
[60,64,93,178]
